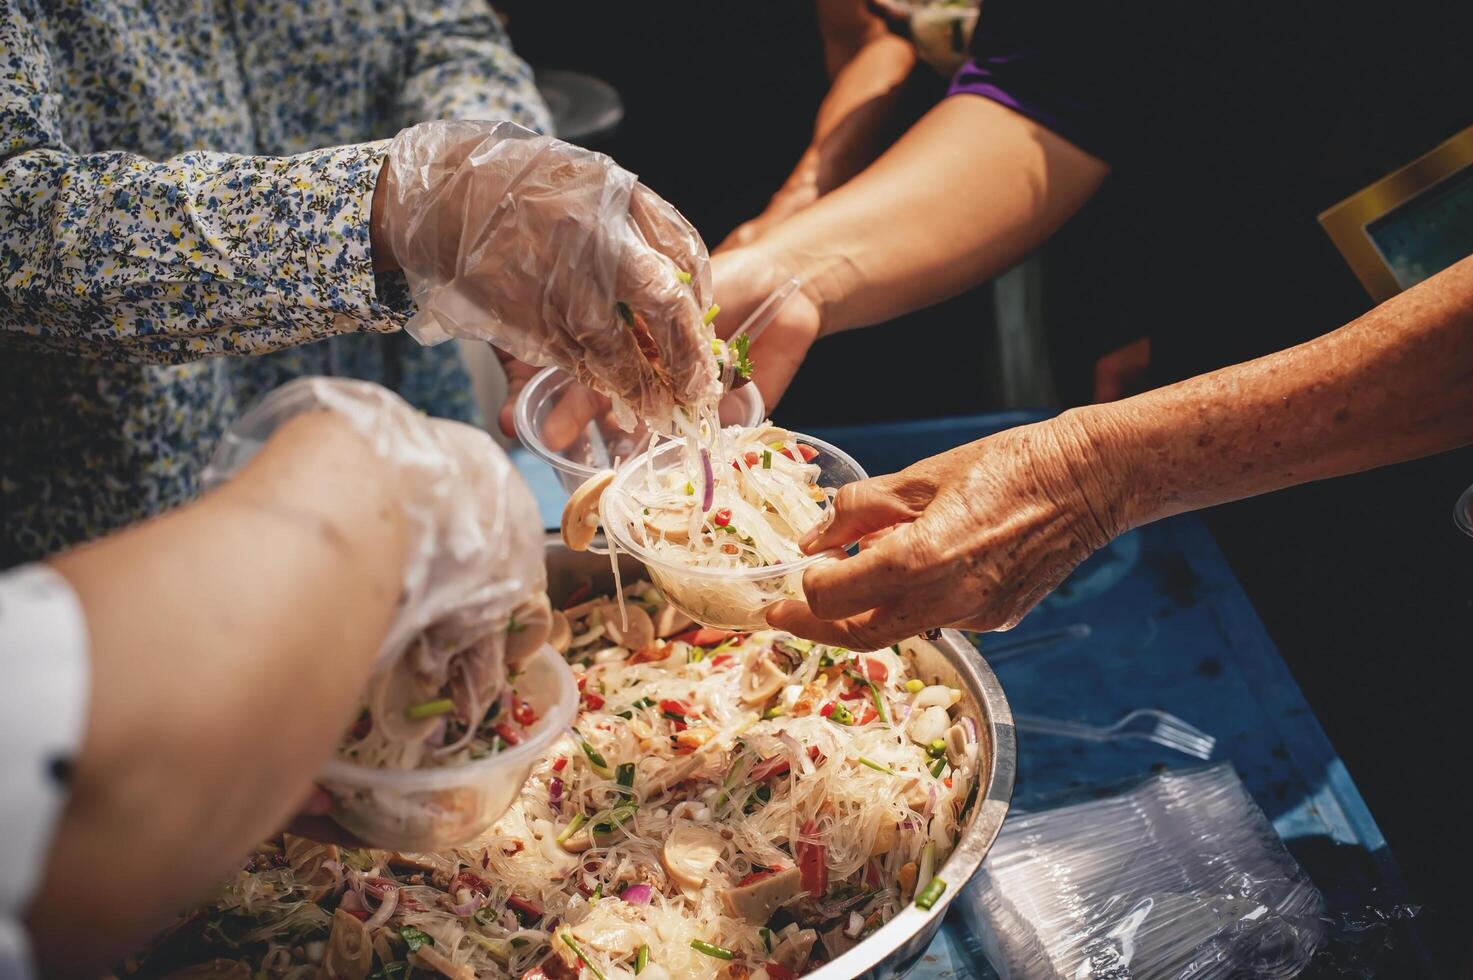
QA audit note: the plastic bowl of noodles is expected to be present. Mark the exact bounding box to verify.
[515,366,766,496]
[599,431,868,631]
[317,644,578,852]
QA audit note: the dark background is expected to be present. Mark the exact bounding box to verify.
[500,3,1471,972]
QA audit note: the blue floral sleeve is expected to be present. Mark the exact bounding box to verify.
[0,10,406,363]
[395,0,553,134]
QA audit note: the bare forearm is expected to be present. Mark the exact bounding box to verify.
[30,413,407,973]
[1075,255,1473,530]
[759,96,1109,334]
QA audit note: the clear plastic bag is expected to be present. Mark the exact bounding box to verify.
[960,764,1326,979]
[202,377,547,671]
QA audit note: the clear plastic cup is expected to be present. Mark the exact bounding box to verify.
[1457,482,1473,537]
[318,644,577,851]
[600,432,868,630]
[514,367,766,496]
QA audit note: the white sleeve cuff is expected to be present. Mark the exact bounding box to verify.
[0,562,90,975]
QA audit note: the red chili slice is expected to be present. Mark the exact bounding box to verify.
[552,757,568,772]
[738,869,776,887]
[858,657,888,683]
[819,702,836,718]
[449,871,491,897]
[710,654,735,669]
[766,964,798,980]
[493,723,524,746]
[749,756,790,781]
[712,507,732,527]
[858,707,878,725]
[779,444,820,463]
[583,692,605,710]
[512,697,538,726]
[562,582,593,609]
[506,894,542,925]
[658,698,694,718]
[796,819,828,898]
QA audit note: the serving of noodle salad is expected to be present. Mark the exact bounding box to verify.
[129,584,979,980]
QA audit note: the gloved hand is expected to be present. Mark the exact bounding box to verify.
[766,415,1129,650]
[202,378,548,677]
[374,120,721,429]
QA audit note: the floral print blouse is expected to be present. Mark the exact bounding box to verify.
[0,1,550,563]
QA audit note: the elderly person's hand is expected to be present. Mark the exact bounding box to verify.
[766,414,1129,649]
[373,120,720,428]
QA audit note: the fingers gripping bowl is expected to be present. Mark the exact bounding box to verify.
[565,427,868,631]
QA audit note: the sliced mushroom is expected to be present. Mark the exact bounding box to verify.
[321,909,373,980]
[770,928,818,973]
[653,603,694,638]
[661,822,725,890]
[413,943,475,980]
[642,503,693,543]
[162,961,252,980]
[507,592,553,665]
[871,819,897,856]
[548,610,572,654]
[387,850,455,875]
[561,470,614,551]
[945,721,971,767]
[719,866,804,922]
[643,752,703,796]
[908,705,951,747]
[283,834,339,901]
[603,602,655,650]
[911,685,962,712]
[739,655,788,706]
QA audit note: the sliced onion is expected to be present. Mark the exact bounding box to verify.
[923,783,938,820]
[844,910,865,939]
[549,776,564,814]
[365,886,399,930]
[423,716,447,747]
[777,732,810,775]
[322,860,345,894]
[961,716,977,744]
[620,884,654,905]
[700,449,715,511]
[447,891,481,918]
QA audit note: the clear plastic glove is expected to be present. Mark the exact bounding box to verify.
[202,378,547,675]
[766,416,1127,650]
[375,120,721,429]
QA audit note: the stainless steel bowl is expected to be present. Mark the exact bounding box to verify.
[544,535,1016,979]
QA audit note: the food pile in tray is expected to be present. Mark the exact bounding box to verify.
[127,583,981,980]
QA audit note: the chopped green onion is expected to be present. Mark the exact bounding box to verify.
[703,303,721,325]
[555,812,587,844]
[857,673,889,724]
[858,756,895,775]
[827,702,855,725]
[927,739,947,759]
[592,801,638,836]
[691,939,735,960]
[562,935,608,980]
[404,698,455,721]
[615,301,634,327]
[915,876,947,910]
[763,704,786,720]
[905,679,925,694]
[616,762,636,789]
[929,757,947,778]
[710,338,723,355]
[590,882,603,902]
[632,697,655,710]
[635,944,650,974]
[760,927,773,953]
[677,269,693,284]
[730,332,753,378]
[684,481,694,496]
[761,449,772,469]
[400,925,433,951]
[577,732,611,776]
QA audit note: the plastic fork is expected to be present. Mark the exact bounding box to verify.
[1014,708,1216,760]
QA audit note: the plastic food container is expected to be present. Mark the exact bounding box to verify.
[318,644,577,851]
[515,367,765,496]
[1457,482,1473,537]
[600,432,868,630]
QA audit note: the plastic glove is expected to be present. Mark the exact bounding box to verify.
[202,378,548,679]
[376,120,721,430]
[766,415,1127,650]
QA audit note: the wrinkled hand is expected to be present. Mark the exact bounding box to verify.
[711,247,823,410]
[376,120,720,427]
[204,378,547,671]
[766,416,1127,650]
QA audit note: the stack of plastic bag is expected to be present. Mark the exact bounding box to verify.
[961,764,1325,979]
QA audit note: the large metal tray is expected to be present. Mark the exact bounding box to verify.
[543,535,1016,979]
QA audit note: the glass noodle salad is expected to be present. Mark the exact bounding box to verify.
[129,586,979,979]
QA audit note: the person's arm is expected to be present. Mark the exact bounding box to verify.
[769,255,1473,649]
[0,8,405,362]
[716,0,916,252]
[26,411,408,975]
[712,94,1110,406]
[395,0,551,133]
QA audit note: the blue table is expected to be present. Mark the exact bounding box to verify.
[512,412,1431,978]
